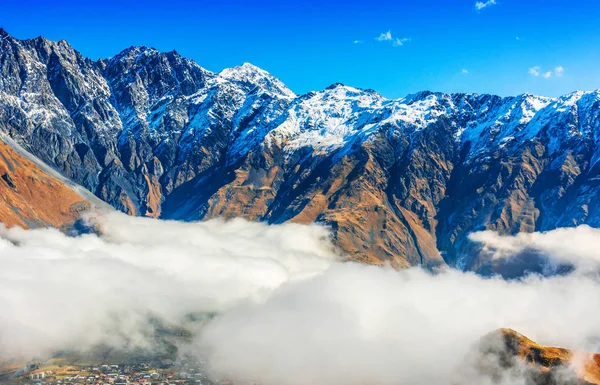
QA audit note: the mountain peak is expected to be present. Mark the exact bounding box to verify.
[106,46,163,65]
[118,45,158,57]
[323,83,381,95]
[320,83,381,100]
[0,28,9,38]
[403,90,442,104]
[325,82,346,90]
[219,62,295,98]
[240,62,263,71]
[220,62,269,79]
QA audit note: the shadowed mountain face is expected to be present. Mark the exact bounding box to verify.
[2,29,600,268]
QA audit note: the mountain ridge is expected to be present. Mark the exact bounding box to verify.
[2,29,600,270]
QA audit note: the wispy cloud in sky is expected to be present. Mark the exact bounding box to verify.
[529,65,564,79]
[393,37,411,47]
[529,66,541,77]
[376,30,410,47]
[462,69,469,75]
[353,40,363,44]
[377,30,392,41]
[475,0,497,10]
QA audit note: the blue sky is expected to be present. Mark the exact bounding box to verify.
[1,0,599,98]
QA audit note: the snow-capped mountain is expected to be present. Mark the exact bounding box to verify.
[2,28,600,270]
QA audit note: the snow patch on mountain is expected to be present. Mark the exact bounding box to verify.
[265,84,387,154]
[261,87,562,161]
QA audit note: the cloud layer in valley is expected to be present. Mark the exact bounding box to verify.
[469,225,600,273]
[2,213,600,385]
[0,212,336,358]
[198,264,600,385]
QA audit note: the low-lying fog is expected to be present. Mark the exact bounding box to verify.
[2,211,600,385]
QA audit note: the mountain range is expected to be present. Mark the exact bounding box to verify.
[2,29,600,271]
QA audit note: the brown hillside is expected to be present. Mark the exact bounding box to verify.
[475,328,600,385]
[0,140,90,229]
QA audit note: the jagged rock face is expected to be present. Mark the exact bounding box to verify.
[2,29,600,269]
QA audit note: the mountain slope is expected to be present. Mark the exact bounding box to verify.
[2,29,600,269]
[0,137,90,229]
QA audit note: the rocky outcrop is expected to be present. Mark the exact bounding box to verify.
[2,29,600,269]
[469,329,600,385]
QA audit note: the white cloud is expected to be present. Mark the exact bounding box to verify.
[0,211,336,359]
[376,30,392,41]
[470,226,600,273]
[475,0,497,11]
[4,212,600,385]
[529,66,541,77]
[376,30,410,47]
[393,37,411,47]
[462,69,469,74]
[197,226,600,385]
[529,65,564,79]
[199,264,600,385]
[353,40,363,44]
